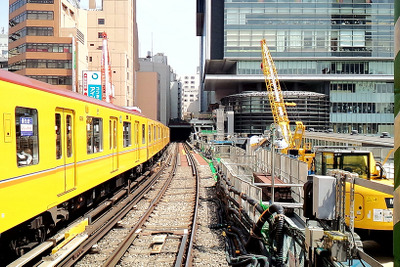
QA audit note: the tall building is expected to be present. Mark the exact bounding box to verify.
[85,0,139,107]
[0,27,8,69]
[180,74,200,120]
[8,0,88,91]
[197,0,394,135]
[138,53,174,125]
[170,79,182,121]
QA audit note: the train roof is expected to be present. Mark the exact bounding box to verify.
[0,69,149,120]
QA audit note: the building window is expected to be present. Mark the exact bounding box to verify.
[89,56,92,62]
[86,117,103,154]
[98,32,104,38]
[10,0,54,14]
[98,18,105,25]
[16,107,39,167]
[9,27,53,42]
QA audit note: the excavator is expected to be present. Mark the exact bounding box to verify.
[312,148,394,231]
[260,39,314,168]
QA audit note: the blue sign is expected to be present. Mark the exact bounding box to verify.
[88,84,102,100]
[20,117,33,136]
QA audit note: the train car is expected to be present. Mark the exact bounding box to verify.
[0,70,169,258]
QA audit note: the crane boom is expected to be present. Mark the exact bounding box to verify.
[260,39,313,167]
[261,39,292,149]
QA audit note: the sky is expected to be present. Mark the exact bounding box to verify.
[0,3,7,34]
[136,0,199,75]
[0,0,200,75]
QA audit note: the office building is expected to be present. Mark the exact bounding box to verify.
[85,0,139,107]
[197,0,394,134]
[8,0,88,91]
[138,53,175,125]
[180,74,200,120]
[0,27,8,69]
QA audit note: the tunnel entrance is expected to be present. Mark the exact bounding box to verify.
[169,123,192,142]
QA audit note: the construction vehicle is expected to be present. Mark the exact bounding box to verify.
[312,148,394,231]
[260,39,314,168]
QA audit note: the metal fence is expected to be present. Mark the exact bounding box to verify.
[193,138,309,213]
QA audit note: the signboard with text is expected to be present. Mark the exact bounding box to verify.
[20,117,33,136]
[82,71,102,100]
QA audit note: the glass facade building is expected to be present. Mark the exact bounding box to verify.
[197,0,394,134]
[221,91,330,134]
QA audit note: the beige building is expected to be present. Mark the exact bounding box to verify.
[136,71,158,121]
[85,0,139,107]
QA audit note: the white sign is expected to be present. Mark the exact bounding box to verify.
[82,71,102,100]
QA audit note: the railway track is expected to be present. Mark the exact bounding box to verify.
[95,142,199,266]
[7,144,174,267]
[8,142,202,267]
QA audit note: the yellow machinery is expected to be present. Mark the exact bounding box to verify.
[260,39,314,168]
[261,39,393,231]
[313,149,393,231]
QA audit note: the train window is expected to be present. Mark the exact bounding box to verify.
[55,114,62,159]
[16,107,39,167]
[123,122,131,147]
[154,126,156,140]
[149,126,152,143]
[66,115,72,157]
[135,121,139,145]
[87,117,103,154]
[142,124,146,144]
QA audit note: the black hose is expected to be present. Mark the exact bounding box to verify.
[225,229,248,255]
[245,203,284,256]
[252,204,284,237]
[274,214,285,267]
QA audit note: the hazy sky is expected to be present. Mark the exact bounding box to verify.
[0,3,7,34]
[136,0,199,75]
[0,0,199,75]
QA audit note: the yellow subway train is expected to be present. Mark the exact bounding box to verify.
[0,70,169,259]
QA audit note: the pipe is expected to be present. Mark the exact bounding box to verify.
[252,204,284,237]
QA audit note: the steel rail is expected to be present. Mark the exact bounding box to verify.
[181,142,200,267]
[53,147,174,267]
[101,143,179,266]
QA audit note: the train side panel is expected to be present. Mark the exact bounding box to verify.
[0,75,169,234]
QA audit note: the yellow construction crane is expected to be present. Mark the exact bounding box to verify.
[260,39,313,167]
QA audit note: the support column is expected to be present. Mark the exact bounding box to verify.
[394,0,400,265]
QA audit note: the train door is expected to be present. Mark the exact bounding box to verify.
[56,109,76,192]
[148,124,152,157]
[109,117,119,172]
[134,121,140,162]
